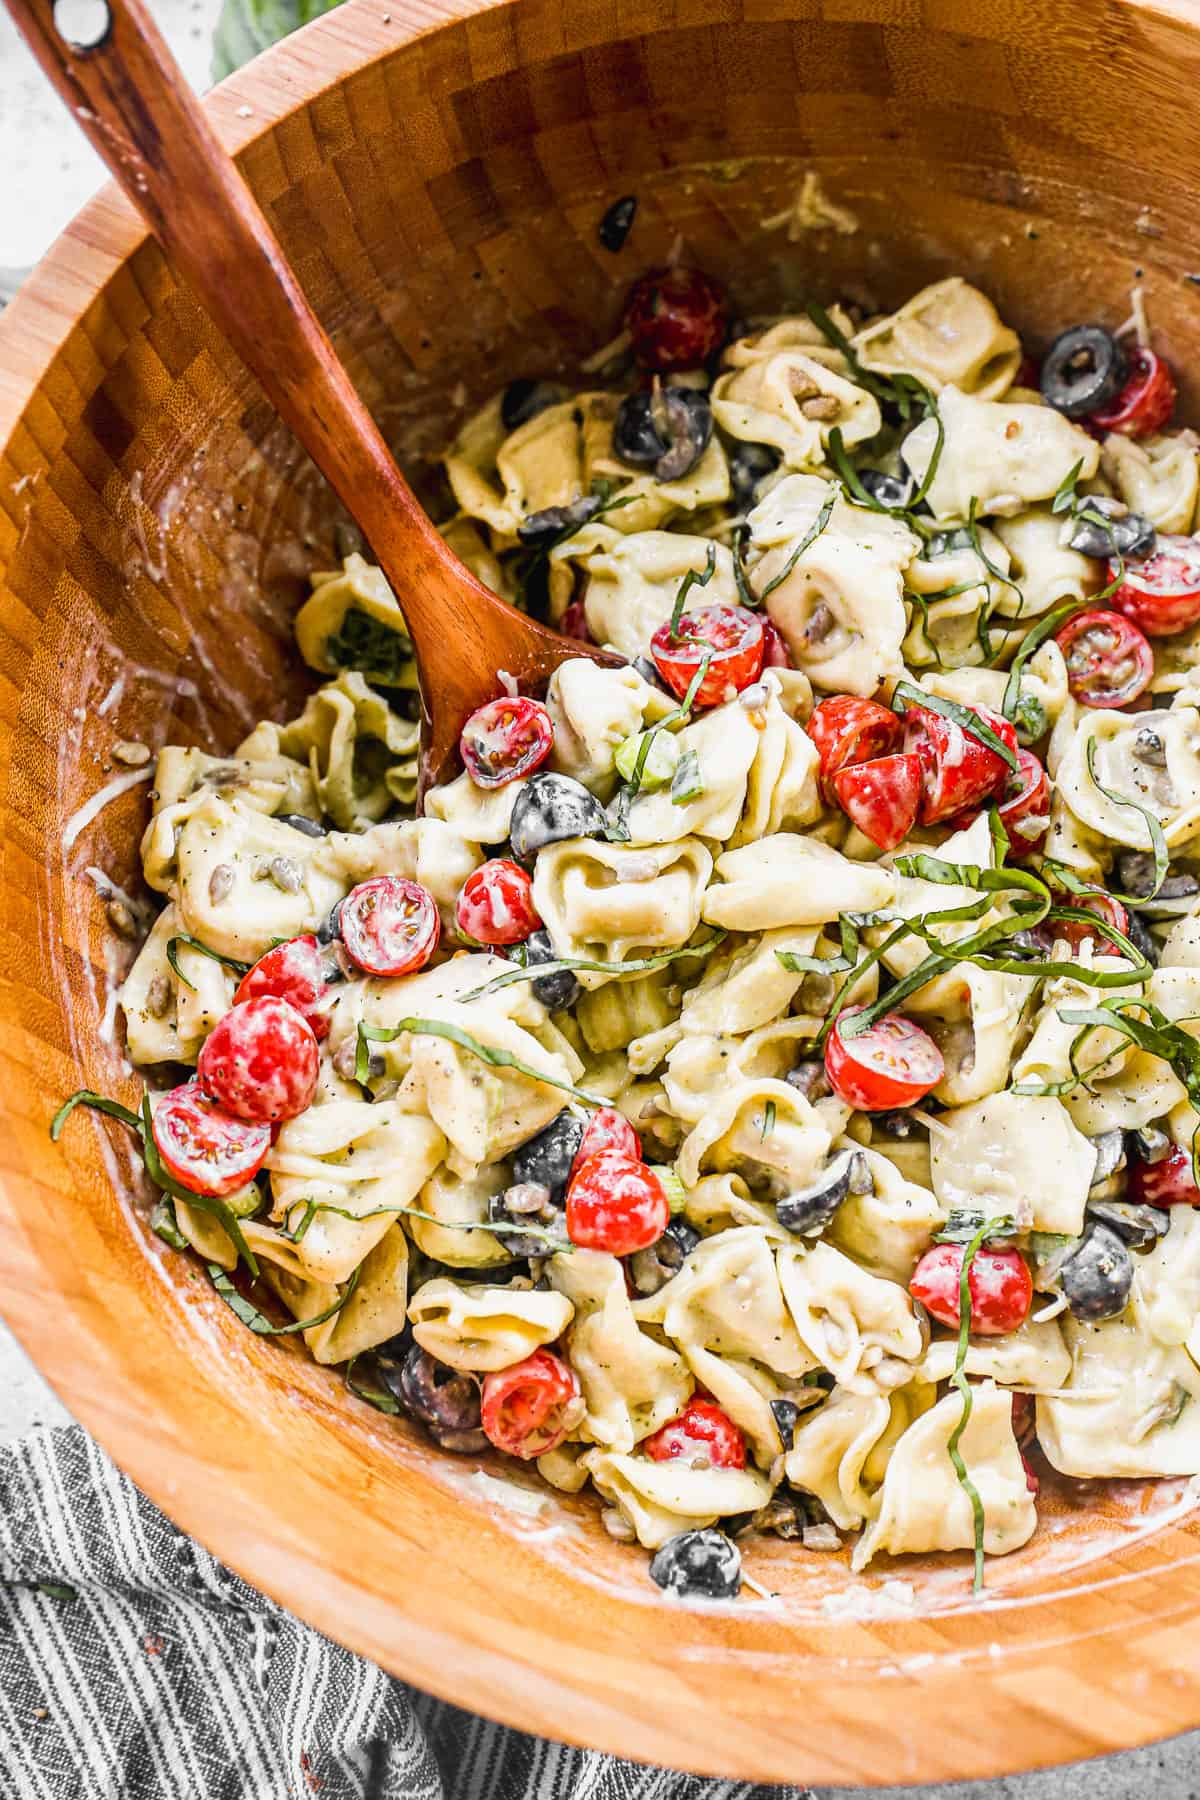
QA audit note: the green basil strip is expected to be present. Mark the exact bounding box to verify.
[345,1354,403,1415]
[668,542,717,638]
[208,1264,360,1336]
[612,648,714,829]
[1000,593,1094,724]
[761,1100,776,1143]
[150,1197,189,1251]
[732,526,757,610]
[51,1090,141,1140]
[372,1016,605,1106]
[1050,458,1085,514]
[804,300,899,408]
[905,386,944,509]
[819,923,927,1047]
[670,749,705,805]
[462,931,726,1001]
[165,934,250,992]
[1084,734,1168,900]
[966,494,1024,616]
[281,1196,570,1250]
[948,1215,1012,1595]
[756,482,839,601]
[893,680,1018,774]
[355,1021,402,1086]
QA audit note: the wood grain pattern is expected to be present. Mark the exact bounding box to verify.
[3,0,1200,1783]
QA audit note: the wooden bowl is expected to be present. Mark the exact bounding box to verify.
[4,0,1200,1782]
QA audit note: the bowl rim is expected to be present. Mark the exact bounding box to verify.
[5,0,1200,1784]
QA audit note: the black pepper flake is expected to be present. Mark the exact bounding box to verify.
[598,194,637,253]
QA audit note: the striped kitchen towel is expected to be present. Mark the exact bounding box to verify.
[0,1425,810,1800]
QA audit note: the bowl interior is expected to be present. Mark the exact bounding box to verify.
[5,0,1200,1783]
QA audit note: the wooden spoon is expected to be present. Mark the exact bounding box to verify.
[7,0,623,791]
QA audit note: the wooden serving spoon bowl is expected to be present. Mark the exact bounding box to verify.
[4,0,1200,1785]
[6,0,621,794]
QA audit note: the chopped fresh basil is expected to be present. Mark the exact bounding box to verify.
[670,748,705,805]
[1085,734,1168,901]
[166,934,250,991]
[756,483,839,601]
[462,931,725,1001]
[208,1264,359,1336]
[357,1017,604,1106]
[668,542,718,638]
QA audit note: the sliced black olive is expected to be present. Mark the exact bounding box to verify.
[629,1218,700,1294]
[1116,852,1199,917]
[649,1528,741,1599]
[871,1109,917,1139]
[317,898,344,945]
[631,653,673,695]
[776,1149,868,1237]
[274,812,327,838]
[521,927,581,1011]
[509,772,607,866]
[1060,1221,1134,1322]
[1124,910,1160,965]
[598,194,637,253]
[1089,1128,1127,1187]
[925,526,976,558]
[512,1108,586,1202]
[501,378,564,432]
[611,387,712,483]
[1067,498,1156,562]
[770,1398,801,1451]
[747,1494,810,1540]
[728,441,780,510]
[1040,324,1127,419]
[516,493,602,547]
[382,1345,487,1453]
[784,1060,832,1103]
[488,1181,565,1256]
[1086,1198,1169,1250]
[857,468,915,509]
[1133,725,1168,768]
[1130,1123,1172,1165]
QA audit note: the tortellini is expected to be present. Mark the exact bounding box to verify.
[712,345,880,469]
[533,836,712,964]
[777,1243,926,1395]
[901,384,1100,520]
[991,508,1101,618]
[634,1227,816,1376]
[553,529,741,659]
[1054,705,1200,851]
[408,1278,575,1373]
[549,1250,692,1451]
[852,279,1021,399]
[293,552,417,689]
[929,1093,1096,1238]
[1101,430,1200,535]
[545,661,653,797]
[701,833,894,932]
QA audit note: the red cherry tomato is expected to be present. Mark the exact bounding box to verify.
[455,859,542,947]
[1108,536,1200,636]
[824,1007,944,1112]
[565,1153,670,1256]
[1128,1143,1200,1206]
[1015,353,1041,391]
[460,695,554,788]
[1055,607,1154,706]
[761,618,792,669]
[151,1080,271,1198]
[997,748,1051,859]
[643,1396,746,1470]
[649,605,764,708]
[1037,888,1129,956]
[902,701,1018,825]
[576,1106,641,1168]
[480,1350,581,1460]
[831,751,922,852]
[197,996,319,1125]
[560,600,594,643]
[909,1241,1033,1336]
[235,934,332,1039]
[340,876,441,978]
[623,266,728,371]
[1087,346,1177,438]
[805,695,902,797]
[1022,1453,1041,1496]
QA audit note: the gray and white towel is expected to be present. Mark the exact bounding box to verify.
[0,1425,809,1800]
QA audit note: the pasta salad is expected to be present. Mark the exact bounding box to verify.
[58,263,1200,1603]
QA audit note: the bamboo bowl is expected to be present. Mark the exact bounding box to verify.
[5,0,1200,1782]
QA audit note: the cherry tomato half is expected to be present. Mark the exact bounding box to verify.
[1011,1390,1037,1449]
[831,751,922,853]
[560,600,594,643]
[455,859,542,947]
[1128,1143,1200,1206]
[235,934,332,1039]
[909,1241,1033,1336]
[902,701,1018,825]
[565,1152,670,1256]
[649,605,764,708]
[340,876,441,978]
[1108,535,1200,637]
[197,995,319,1125]
[806,694,902,797]
[151,1080,271,1198]
[624,266,728,371]
[1055,607,1154,707]
[761,618,792,669]
[997,748,1051,859]
[480,1350,582,1460]
[1036,888,1129,956]
[460,695,554,788]
[824,1007,945,1112]
[643,1396,746,1470]
[1087,346,1177,438]
[577,1106,641,1168]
